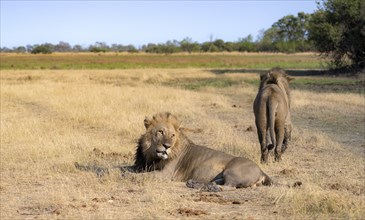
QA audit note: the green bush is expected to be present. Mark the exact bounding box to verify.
[90,47,107,53]
[31,44,53,54]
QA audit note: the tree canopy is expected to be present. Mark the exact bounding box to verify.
[308,0,365,69]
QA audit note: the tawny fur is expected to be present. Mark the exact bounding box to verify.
[131,112,271,188]
[253,68,293,163]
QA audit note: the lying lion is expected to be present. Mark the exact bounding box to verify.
[253,68,293,163]
[128,112,271,188]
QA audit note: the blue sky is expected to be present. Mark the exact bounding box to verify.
[1,1,318,48]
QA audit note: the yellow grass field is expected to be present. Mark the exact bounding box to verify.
[1,69,364,219]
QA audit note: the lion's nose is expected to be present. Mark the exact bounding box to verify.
[163,143,171,149]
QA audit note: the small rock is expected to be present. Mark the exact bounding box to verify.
[330,183,342,190]
[293,181,302,188]
[280,168,297,175]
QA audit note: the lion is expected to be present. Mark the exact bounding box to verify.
[253,68,293,163]
[128,112,271,188]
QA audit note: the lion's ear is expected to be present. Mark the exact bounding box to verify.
[167,114,181,131]
[260,72,269,81]
[286,76,295,82]
[175,122,182,131]
[144,116,153,129]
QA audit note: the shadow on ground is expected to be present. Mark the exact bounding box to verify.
[210,68,364,77]
[210,69,328,76]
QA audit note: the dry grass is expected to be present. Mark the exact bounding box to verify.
[1,69,364,219]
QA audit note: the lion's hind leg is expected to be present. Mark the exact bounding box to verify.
[223,158,264,188]
[282,124,292,153]
[274,125,285,161]
[282,136,289,153]
[256,120,269,164]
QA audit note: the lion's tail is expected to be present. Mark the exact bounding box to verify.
[267,98,277,151]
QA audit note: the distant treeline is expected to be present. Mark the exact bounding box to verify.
[1,12,314,54]
[2,0,364,70]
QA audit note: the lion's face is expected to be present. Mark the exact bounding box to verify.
[151,122,178,160]
[143,113,180,160]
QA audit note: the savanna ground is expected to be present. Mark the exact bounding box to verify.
[0,53,364,219]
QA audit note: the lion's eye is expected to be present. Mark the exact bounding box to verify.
[158,130,164,135]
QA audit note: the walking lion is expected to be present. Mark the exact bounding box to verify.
[253,68,293,163]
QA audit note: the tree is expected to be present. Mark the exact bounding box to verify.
[72,44,83,52]
[89,42,110,53]
[256,29,276,51]
[272,14,310,42]
[54,41,71,52]
[237,35,256,52]
[126,45,138,53]
[308,0,365,69]
[201,42,219,52]
[180,37,201,53]
[13,46,26,53]
[31,44,53,54]
[257,12,313,53]
[26,44,34,53]
[143,43,158,53]
[164,40,180,54]
[0,47,12,52]
[213,39,225,51]
[223,42,235,52]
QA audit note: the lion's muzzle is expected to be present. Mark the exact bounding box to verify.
[156,148,170,160]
